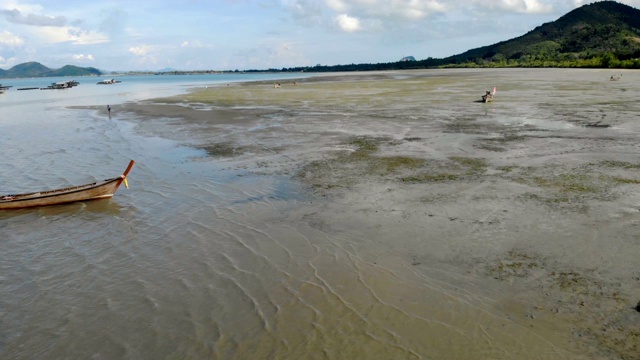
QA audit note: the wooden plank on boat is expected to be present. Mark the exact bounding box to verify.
[0,160,135,210]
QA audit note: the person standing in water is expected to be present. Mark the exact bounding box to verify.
[107,105,111,115]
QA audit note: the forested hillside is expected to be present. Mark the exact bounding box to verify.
[265,1,640,72]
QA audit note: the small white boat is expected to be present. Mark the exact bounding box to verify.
[40,81,79,90]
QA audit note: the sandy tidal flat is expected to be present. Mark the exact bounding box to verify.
[119,68,640,359]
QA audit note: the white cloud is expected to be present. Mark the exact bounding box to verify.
[323,0,448,20]
[335,13,361,32]
[70,30,109,45]
[361,0,447,19]
[3,0,640,71]
[0,54,19,68]
[286,0,563,31]
[0,30,24,47]
[326,0,348,12]
[1,9,67,26]
[126,43,160,68]
[72,53,94,61]
[181,40,209,48]
[0,5,109,45]
[30,26,108,45]
[270,41,309,66]
[132,55,159,68]
[129,45,152,56]
[226,38,310,70]
[481,0,554,14]
[285,0,326,26]
[0,1,45,14]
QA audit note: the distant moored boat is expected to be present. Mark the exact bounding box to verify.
[97,78,121,85]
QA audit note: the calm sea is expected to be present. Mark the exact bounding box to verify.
[1,69,628,359]
[1,72,320,359]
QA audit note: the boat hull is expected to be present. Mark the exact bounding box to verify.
[0,160,134,210]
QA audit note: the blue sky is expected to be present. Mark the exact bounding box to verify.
[1,0,639,71]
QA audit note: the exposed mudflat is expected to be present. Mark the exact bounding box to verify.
[118,68,640,359]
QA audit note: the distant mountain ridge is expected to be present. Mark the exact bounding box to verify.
[3,1,640,75]
[0,62,101,78]
[264,0,640,72]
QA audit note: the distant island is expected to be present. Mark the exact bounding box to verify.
[1,0,638,79]
[0,62,102,79]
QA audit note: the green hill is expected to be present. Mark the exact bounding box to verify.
[444,0,640,67]
[3,1,640,75]
[0,62,102,78]
[48,65,101,77]
[6,61,52,77]
[267,0,640,72]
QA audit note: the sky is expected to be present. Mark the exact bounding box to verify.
[1,0,639,72]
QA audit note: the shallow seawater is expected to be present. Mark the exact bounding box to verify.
[1,69,637,359]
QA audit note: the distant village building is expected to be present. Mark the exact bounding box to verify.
[400,56,416,62]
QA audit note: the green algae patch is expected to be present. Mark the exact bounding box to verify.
[497,160,640,207]
[497,165,517,173]
[533,174,600,194]
[200,142,245,157]
[346,135,387,159]
[370,156,426,175]
[401,173,460,183]
[488,132,526,143]
[296,135,433,191]
[487,250,539,280]
[595,160,640,169]
[158,76,458,110]
[450,156,488,174]
[552,271,589,290]
[444,118,487,134]
[501,165,612,205]
[402,156,487,183]
[485,249,640,360]
[475,143,507,152]
[348,136,381,152]
[611,177,640,184]
[220,128,494,190]
[522,193,572,204]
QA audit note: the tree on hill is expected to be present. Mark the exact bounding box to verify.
[2,1,639,75]
[269,0,640,72]
[48,65,102,77]
[7,62,52,77]
[0,62,103,78]
[443,1,640,68]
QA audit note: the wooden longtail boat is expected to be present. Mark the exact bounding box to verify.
[0,160,134,210]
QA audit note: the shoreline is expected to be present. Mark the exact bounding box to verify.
[115,69,640,358]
